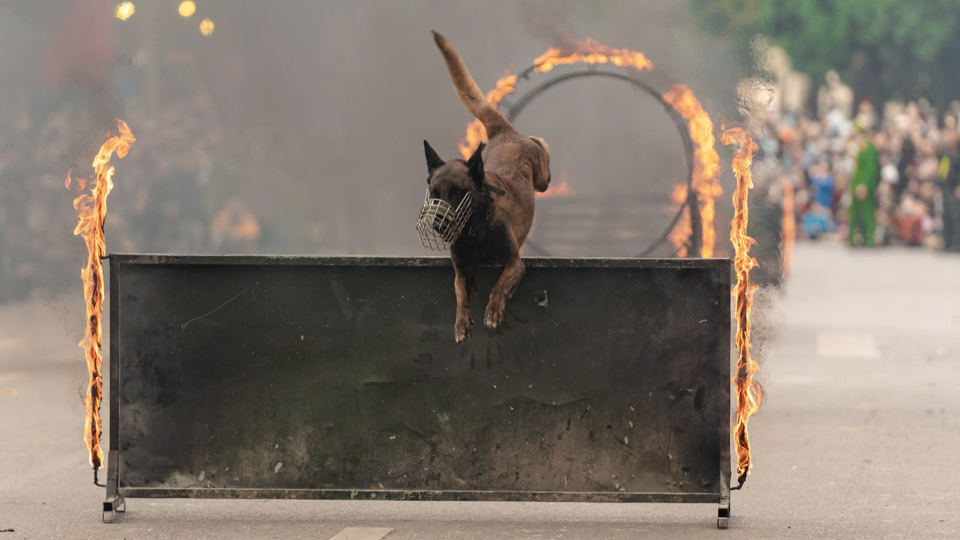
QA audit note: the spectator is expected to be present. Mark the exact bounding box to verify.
[849,122,880,247]
[773,90,960,250]
[802,200,835,239]
[895,136,915,205]
[807,160,833,208]
[939,129,960,251]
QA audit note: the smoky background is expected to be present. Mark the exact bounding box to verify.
[0,0,759,304]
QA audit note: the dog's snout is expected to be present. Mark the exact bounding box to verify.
[430,206,450,231]
[416,190,473,250]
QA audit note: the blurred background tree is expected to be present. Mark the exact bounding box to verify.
[691,0,960,107]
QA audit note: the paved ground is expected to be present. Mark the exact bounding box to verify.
[1,242,958,539]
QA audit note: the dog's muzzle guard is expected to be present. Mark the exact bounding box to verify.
[416,189,474,250]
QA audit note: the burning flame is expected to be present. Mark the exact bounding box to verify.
[533,38,654,73]
[667,185,691,257]
[460,38,654,158]
[722,126,762,487]
[200,18,215,36]
[67,119,135,472]
[458,39,719,258]
[115,2,135,21]
[178,1,196,18]
[459,72,517,159]
[536,177,573,199]
[662,85,720,257]
[781,176,795,277]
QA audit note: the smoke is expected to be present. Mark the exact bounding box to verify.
[520,3,581,51]
[0,0,750,300]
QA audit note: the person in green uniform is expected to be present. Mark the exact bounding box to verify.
[849,122,880,247]
[938,130,960,252]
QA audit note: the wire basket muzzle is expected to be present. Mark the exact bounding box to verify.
[416,190,474,250]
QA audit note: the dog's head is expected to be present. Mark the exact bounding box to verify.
[416,141,485,249]
[423,140,485,208]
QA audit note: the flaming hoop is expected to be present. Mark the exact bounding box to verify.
[662,85,721,258]
[459,38,722,258]
[463,73,696,256]
[722,126,762,488]
[67,120,135,482]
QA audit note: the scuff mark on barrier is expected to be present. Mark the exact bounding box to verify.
[181,289,249,332]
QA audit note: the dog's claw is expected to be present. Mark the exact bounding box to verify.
[484,299,505,330]
[455,316,473,343]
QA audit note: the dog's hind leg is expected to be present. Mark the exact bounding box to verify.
[454,264,478,343]
[485,247,525,330]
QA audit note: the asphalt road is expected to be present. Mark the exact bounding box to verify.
[1,242,958,539]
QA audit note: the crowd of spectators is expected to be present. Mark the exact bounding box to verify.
[767,97,960,251]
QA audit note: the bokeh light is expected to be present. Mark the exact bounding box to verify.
[115,2,135,21]
[178,1,196,18]
[199,18,215,36]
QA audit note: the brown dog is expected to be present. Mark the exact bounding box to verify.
[423,31,551,343]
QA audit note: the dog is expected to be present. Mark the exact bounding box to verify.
[422,31,551,343]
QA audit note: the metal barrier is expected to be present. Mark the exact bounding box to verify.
[105,255,732,527]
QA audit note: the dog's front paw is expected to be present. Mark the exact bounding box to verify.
[455,316,474,344]
[484,297,505,330]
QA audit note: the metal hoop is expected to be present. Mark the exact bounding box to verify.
[498,65,700,258]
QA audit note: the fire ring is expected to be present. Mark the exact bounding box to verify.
[495,65,699,258]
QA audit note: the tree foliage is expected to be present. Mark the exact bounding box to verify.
[690,0,960,106]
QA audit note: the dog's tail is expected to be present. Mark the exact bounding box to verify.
[432,31,515,140]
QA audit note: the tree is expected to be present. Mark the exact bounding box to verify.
[690,0,960,107]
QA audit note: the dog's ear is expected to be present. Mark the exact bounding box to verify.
[424,140,445,178]
[467,142,485,189]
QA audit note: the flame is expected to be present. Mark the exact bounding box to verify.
[662,85,720,257]
[722,126,762,486]
[457,40,724,258]
[210,199,262,245]
[459,72,517,159]
[460,38,654,158]
[115,2,135,21]
[781,176,795,278]
[200,18,215,36]
[536,177,573,199]
[533,38,654,73]
[178,1,196,18]
[69,119,135,470]
[667,185,691,257]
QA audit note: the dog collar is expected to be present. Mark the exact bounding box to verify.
[483,182,505,196]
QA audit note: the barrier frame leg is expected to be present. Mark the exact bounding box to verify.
[717,493,730,529]
[102,451,124,523]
